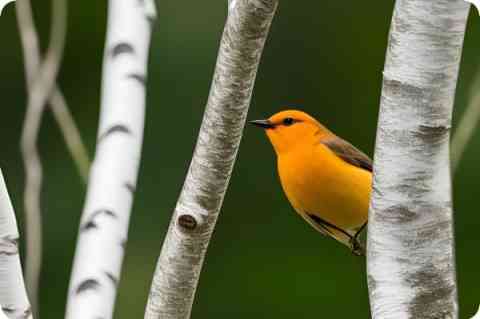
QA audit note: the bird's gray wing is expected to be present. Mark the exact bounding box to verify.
[321,136,372,172]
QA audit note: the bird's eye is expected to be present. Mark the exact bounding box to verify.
[283,117,295,126]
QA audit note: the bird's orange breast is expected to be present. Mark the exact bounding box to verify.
[277,143,371,231]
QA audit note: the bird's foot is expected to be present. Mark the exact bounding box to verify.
[349,238,365,256]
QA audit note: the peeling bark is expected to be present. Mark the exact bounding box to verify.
[367,1,470,318]
[144,1,278,318]
[65,0,156,318]
[0,171,32,319]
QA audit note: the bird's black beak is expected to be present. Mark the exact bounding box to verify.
[249,119,275,129]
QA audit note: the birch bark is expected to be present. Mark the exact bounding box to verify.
[65,0,156,318]
[0,170,31,319]
[367,1,470,318]
[144,1,278,318]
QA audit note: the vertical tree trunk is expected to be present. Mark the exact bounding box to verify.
[0,170,31,319]
[144,1,278,318]
[65,1,156,318]
[367,1,470,318]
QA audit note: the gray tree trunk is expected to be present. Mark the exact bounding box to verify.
[367,1,470,318]
[144,1,278,318]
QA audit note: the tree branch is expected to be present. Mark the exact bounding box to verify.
[16,0,90,183]
[65,0,156,318]
[144,1,278,318]
[367,0,470,318]
[0,170,32,319]
[19,0,68,315]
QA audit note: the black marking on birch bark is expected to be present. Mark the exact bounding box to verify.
[81,221,98,231]
[91,209,116,219]
[383,78,423,98]
[415,220,450,243]
[75,279,100,294]
[146,14,156,27]
[0,250,19,256]
[0,235,19,255]
[127,73,147,86]
[414,124,450,144]
[80,209,118,232]
[177,214,197,231]
[98,125,132,142]
[407,263,455,318]
[2,307,14,314]
[104,271,119,286]
[120,238,127,249]
[379,205,418,224]
[124,182,135,194]
[1,307,32,319]
[400,173,434,197]
[110,43,135,58]
[367,274,377,293]
[22,307,32,319]
[137,0,157,26]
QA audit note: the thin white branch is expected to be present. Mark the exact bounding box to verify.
[367,1,470,318]
[144,1,278,318]
[65,0,156,318]
[16,0,90,183]
[0,170,31,319]
[451,66,480,172]
[19,0,67,315]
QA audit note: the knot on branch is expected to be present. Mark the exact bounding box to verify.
[177,214,198,232]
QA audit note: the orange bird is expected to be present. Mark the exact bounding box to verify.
[250,110,372,255]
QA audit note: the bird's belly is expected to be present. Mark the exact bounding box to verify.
[278,155,370,230]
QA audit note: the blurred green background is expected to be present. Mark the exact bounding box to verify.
[0,1,479,318]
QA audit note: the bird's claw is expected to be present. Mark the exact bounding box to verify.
[349,238,365,256]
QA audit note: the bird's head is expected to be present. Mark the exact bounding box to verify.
[250,109,330,155]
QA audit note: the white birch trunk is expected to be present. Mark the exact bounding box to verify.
[65,1,156,318]
[0,170,31,319]
[144,1,278,318]
[367,1,470,318]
